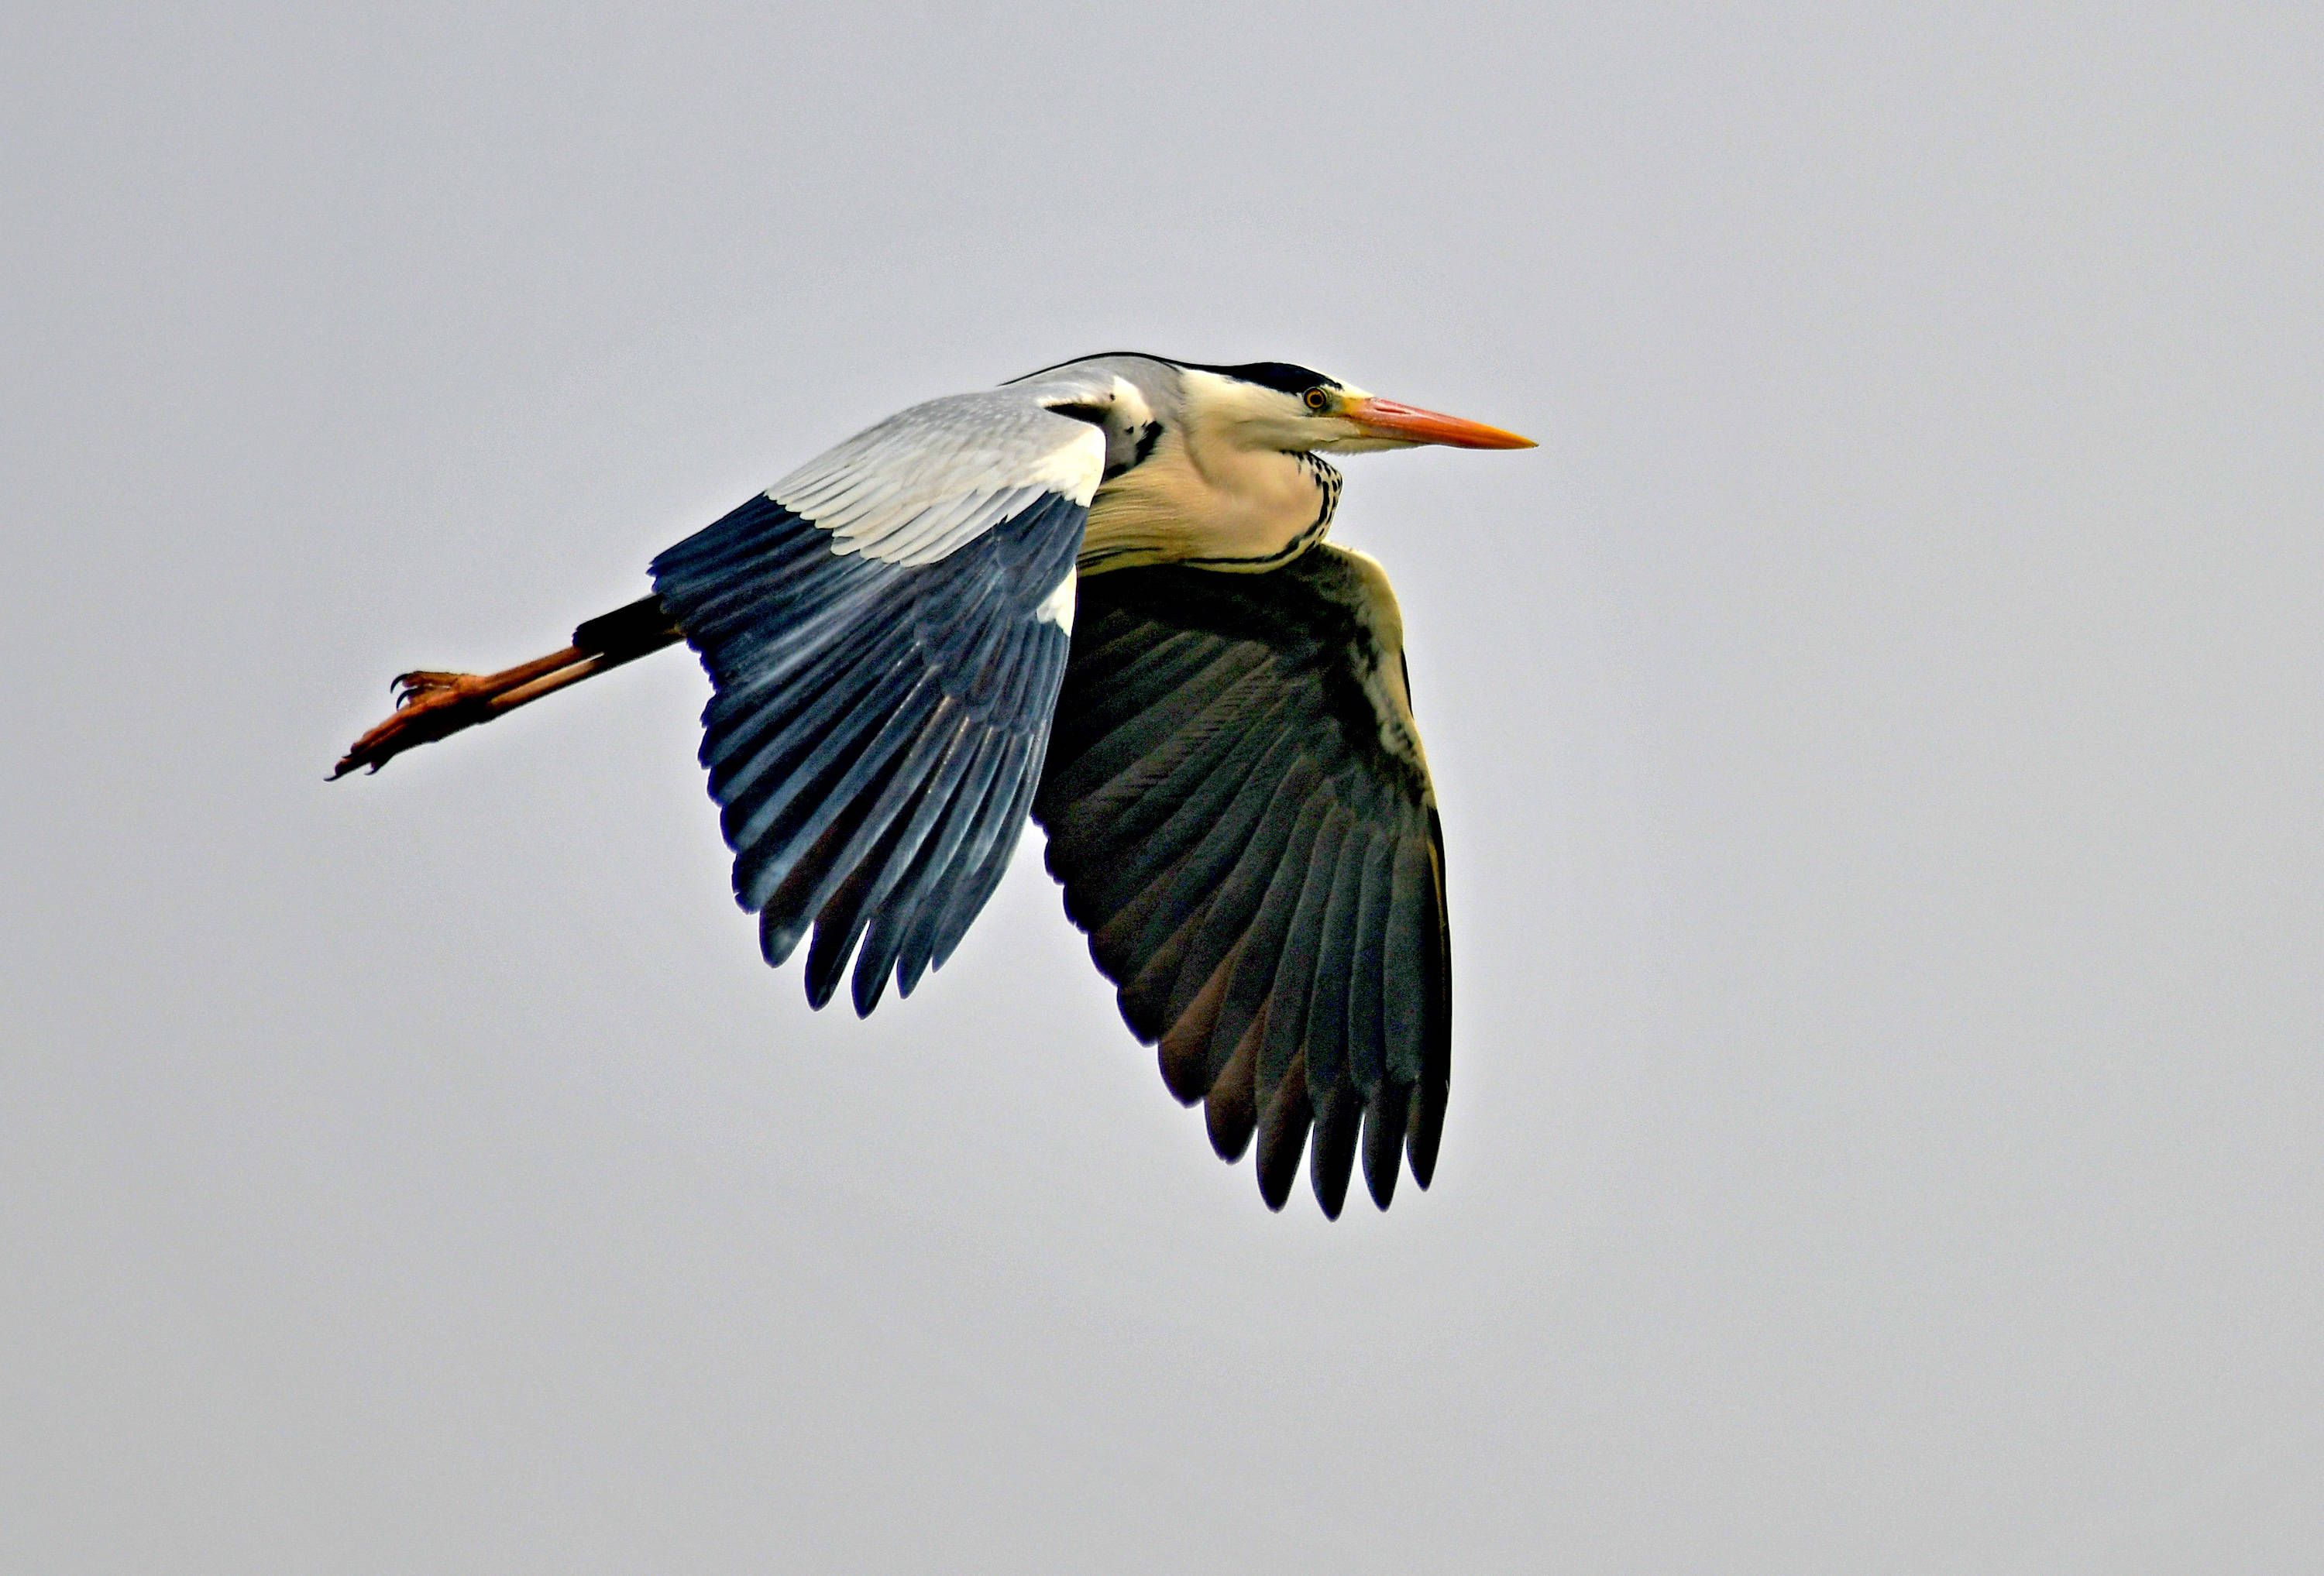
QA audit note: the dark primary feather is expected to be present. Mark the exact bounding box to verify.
[1033,546,1451,1215]
[653,489,1085,1015]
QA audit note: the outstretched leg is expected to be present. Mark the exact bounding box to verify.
[332,596,685,778]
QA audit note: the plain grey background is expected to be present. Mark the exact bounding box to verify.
[6,2,2319,1570]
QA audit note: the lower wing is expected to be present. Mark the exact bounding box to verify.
[1034,546,1452,1216]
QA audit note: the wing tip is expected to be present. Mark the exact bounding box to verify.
[1255,1050,1312,1212]
[1406,1077,1447,1190]
[1308,1086,1362,1218]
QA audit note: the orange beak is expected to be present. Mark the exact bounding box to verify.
[1343,397,1536,450]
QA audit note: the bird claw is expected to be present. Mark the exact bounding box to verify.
[332,669,493,778]
[333,637,604,780]
[391,670,483,709]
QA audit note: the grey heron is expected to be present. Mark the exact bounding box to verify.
[334,352,1533,1215]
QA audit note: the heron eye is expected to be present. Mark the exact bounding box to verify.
[1303,388,1332,413]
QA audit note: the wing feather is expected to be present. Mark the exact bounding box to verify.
[1057,679,1298,941]
[891,729,1010,997]
[652,380,1102,1009]
[1205,1001,1263,1162]
[1308,1083,1364,1221]
[845,716,985,1014]
[1342,833,1394,1100]
[1302,819,1370,1109]
[1259,805,1348,1123]
[1034,546,1452,1213]
[1156,732,1321,1031]
[1215,787,1335,1092]
[1043,644,1270,817]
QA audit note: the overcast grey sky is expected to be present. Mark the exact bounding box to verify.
[6,2,2321,1570]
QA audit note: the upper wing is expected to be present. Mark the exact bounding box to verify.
[651,381,1116,1015]
[1032,545,1452,1217]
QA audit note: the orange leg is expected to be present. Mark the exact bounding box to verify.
[331,596,685,778]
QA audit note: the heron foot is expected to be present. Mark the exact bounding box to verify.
[332,668,500,778]
[330,638,608,779]
[394,669,485,702]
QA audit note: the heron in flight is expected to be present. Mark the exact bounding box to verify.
[335,352,1533,1215]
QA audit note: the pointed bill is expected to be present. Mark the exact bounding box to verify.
[1343,397,1535,449]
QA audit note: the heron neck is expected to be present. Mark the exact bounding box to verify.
[1078,438,1338,575]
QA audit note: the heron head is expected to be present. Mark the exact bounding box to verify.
[1178,361,1535,455]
